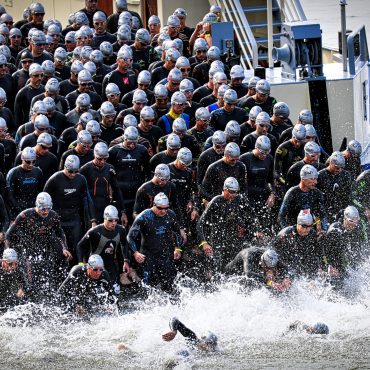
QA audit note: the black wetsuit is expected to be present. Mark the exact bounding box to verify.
[200,159,247,201]
[66,89,102,111]
[44,171,96,255]
[0,267,27,310]
[192,84,212,104]
[76,224,128,283]
[317,168,353,222]
[237,95,277,116]
[157,133,200,159]
[80,161,125,223]
[278,186,328,230]
[196,147,223,187]
[197,194,257,270]
[99,123,124,146]
[150,151,177,172]
[59,148,94,170]
[210,107,248,131]
[286,160,325,190]
[102,69,137,100]
[127,208,182,292]
[58,264,115,313]
[6,165,43,219]
[274,225,323,278]
[5,208,68,297]
[241,132,278,155]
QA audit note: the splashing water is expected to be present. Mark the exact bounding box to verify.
[0,260,370,370]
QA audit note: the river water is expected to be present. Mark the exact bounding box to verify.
[0,259,369,370]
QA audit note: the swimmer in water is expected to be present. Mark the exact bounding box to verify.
[162,317,218,352]
[288,320,329,334]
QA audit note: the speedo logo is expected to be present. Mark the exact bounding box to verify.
[64,189,77,195]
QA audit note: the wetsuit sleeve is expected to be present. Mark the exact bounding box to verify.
[76,228,95,263]
[0,194,9,232]
[52,213,68,249]
[109,166,126,214]
[274,146,287,182]
[278,190,293,228]
[199,165,216,201]
[316,190,329,231]
[170,318,199,345]
[119,227,129,261]
[170,211,183,249]
[5,168,20,218]
[132,186,149,219]
[126,215,144,253]
[5,211,27,250]
[81,176,97,223]
[196,198,217,243]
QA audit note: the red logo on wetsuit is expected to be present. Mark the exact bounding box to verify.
[122,77,129,85]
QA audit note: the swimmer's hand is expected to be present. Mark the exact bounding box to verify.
[117,342,129,351]
[162,330,177,341]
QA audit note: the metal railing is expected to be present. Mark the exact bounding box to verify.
[347,25,369,75]
[215,0,258,69]
[277,0,307,22]
[214,0,307,70]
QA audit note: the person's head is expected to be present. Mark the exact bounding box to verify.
[0,53,6,78]
[153,163,170,186]
[307,323,329,335]
[93,141,108,168]
[29,63,44,88]
[347,139,362,158]
[76,93,91,113]
[176,147,192,170]
[117,46,132,72]
[328,151,345,175]
[71,60,84,81]
[105,82,121,106]
[260,249,279,269]
[304,141,320,164]
[78,112,93,131]
[86,254,104,280]
[202,12,218,33]
[223,89,238,112]
[223,142,240,166]
[36,132,53,155]
[216,84,230,106]
[148,15,161,36]
[1,248,19,273]
[75,29,88,47]
[31,100,47,121]
[152,192,169,216]
[247,76,260,96]
[123,114,138,129]
[223,176,239,200]
[254,135,271,160]
[35,191,53,218]
[132,89,148,112]
[154,84,168,109]
[195,107,211,131]
[65,31,76,51]
[343,205,360,231]
[41,59,56,81]
[255,111,271,135]
[176,56,191,79]
[118,11,132,28]
[85,0,99,12]
[272,101,290,123]
[305,124,317,142]
[0,87,6,110]
[193,37,208,61]
[100,101,116,127]
[64,154,80,179]
[134,28,150,49]
[77,69,93,93]
[86,119,101,143]
[54,47,68,70]
[255,79,270,103]
[116,0,128,12]
[230,65,245,88]
[300,164,318,191]
[93,11,107,35]
[21,147,37,171]
[76,130,93,154]
[30,30,46,56]
[291,124,306,147]
[0,116,7,138]
[167,67,182,92]
[225,120,240,143]
[139,106,156,132]
[212,130,227,154]
[1,13,14,30]
[296,209,314,236]
[199,332,218,351]
[103,205,119,231]
[173,8,187,29]
[45,78,60,100]
[30,2,45,25]
[171,91,187,114]
[9,28,22,48]
[47,24,61,46]
[298,109,313,125]
[137,70,151,91]
[167,15,180,38]
[164,47,180,69]
[179,79,194,103]
[172,117,187,139]
[210,4,222,21]
[34,114,50,135]
[166,133,181,156]
[20,50,34,71]
[123,126,139,150]
[248,105,262,128]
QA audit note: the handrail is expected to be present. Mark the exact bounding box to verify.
[215,0,258,69]
[347,25,369,75]
[277,0,307,22]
